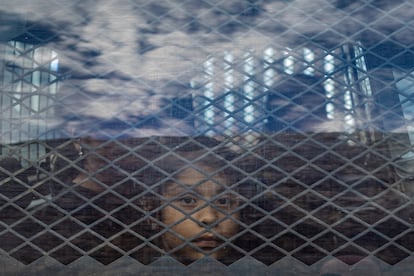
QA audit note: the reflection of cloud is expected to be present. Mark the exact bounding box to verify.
[1,0,412,138]
[0,12,26,41]
[119,118,195,137]
[64,115,195,139]
[82,95,164,120]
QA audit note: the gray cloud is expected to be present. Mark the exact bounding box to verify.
[0,0,412,139]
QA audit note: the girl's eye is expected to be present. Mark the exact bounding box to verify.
[177,196,197,206]
[216,197,237,209]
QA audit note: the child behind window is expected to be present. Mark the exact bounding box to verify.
[131,142,252,265]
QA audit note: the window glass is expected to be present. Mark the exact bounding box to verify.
[0,0,413,275]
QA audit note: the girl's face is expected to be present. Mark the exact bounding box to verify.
[160,167,240,263]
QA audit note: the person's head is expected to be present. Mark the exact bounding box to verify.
[50,136,149,194]
[140,146,243,264]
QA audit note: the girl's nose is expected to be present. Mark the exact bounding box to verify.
[197,205,218,226]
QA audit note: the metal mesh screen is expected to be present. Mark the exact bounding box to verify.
[1,0,414,274]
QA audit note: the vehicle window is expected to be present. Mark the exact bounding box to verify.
[1,0,413,275]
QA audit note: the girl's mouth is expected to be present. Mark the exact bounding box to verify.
[192,236,222,248]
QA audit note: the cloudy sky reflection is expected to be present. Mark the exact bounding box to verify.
[0,0,413,139]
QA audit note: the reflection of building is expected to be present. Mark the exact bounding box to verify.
[1,41,413,158]
[190,45,374,142]
[0,40,412,157]
[0,40,60,161]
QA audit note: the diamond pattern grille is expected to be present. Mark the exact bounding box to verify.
[1,0,414,274]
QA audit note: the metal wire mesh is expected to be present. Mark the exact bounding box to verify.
[1,0,414,274]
